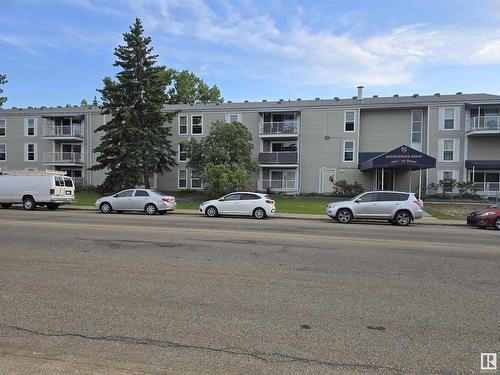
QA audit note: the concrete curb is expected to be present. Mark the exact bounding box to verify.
[65,205,467,226]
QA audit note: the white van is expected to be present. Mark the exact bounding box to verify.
[0,173,75,210]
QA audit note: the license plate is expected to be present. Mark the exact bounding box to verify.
[66,190,71,195]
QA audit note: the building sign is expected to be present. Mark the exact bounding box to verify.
[359,145,436,171]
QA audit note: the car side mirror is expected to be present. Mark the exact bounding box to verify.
[113,195,118,198]
[354,199,360,203]
[218,198,224,201]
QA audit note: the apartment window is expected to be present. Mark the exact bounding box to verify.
[25,143,37,161]
[0,119,6,136]
[443,140,454,161]
[178,115,188,135]
[343,140,355,162]
[225,113,241,123]
[191,115,203,134]
[25,118,37,136]
[191,172,202,189]
[178,169,187,189]
[24,168,37,173]
[344,111,355,132]
[444,108,455,130]
[411,110,423,150]
[440,171,457,193]
[0,144,6,161]
[178,143,187,162]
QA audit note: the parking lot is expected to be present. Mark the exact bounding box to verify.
[0,208,499,374]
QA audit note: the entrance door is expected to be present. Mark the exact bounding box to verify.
[271,170,296,190]
[376,169,394,190]
[321,168,336,194]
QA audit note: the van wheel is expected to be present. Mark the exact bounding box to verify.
[145,203,158,215]
[23,196,36,211]
[336,208,352,223]
[100,202,112,214]
[394,210,412,226]
[47,203,59,211]
[1,203,12,209]
[205,206,218,217]
[253,207,266,219]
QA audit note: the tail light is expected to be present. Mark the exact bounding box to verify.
[265,199,275,204]
[162,197,174,203]
[50,188,55,195]
[413,199,423,207]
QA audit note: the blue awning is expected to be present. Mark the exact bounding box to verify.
[359,145,436,171]
[465,160,500,169]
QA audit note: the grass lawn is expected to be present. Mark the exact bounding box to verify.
[424,202,490,220]
[74,191,334,214]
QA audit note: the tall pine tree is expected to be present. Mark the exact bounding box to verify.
[90,18,176,190]
[0,74,7,108]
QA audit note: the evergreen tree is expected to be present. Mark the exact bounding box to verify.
[168,70,223,104]
[92,96,99,106]
[80,99,89,107]
[0,74,6,108]
[90,18,176,190]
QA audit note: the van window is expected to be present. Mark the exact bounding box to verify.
[55,177,62,186]
[64,178,73,187]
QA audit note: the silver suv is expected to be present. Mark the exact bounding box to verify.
[326,191,424,226]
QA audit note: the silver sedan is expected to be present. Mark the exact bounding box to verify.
[95,189,176,215]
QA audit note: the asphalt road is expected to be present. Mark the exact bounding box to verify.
[0,208,499,374]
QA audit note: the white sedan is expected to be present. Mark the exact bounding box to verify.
[199,192,275,219]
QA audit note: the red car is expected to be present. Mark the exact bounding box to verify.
[467,203,500,230]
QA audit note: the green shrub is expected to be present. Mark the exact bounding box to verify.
[332,180,364,197]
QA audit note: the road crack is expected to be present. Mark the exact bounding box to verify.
[2,324,404,373]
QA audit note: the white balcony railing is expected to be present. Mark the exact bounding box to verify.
[473,182,500,192]
[258,152,298,164]
[43,152,84,164]
[259,121,299,135]
[467,116,500,132]
[258,179,298,192]
[44,125,83,138]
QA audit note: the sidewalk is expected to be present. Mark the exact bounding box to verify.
[65,205,466,226]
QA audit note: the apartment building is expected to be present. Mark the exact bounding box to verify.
[1,89,500,196]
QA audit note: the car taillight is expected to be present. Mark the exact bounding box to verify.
[414,199,422,206]
[50,188,55,195]
[266,199,274,204]
[162,197,173,202]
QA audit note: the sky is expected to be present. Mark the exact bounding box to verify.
[2,0,500,107]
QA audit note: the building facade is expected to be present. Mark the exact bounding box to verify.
[1,90,500,196]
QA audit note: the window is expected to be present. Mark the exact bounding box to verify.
[271,141,297,152]
[25,118,37,136]
[241,193,259,200]
[115,190,134,198]
[223,193,241,201]
[191,115,203,134]
[343,140,355,162]
[411,110,423,150]
[135,190,149,197]
[357,193,377,202]
[0,144,5,161]
[441,171,455,193]
[178,143,187,162]
[64,177,74,187]
[178,169,187,189]
[25,168,37,173]
[25,143,37,161]
[225,114,241,123]
[191,172,202,189]
[178,115,188,135]
[0,119,5,137]
[377,192,409,202]
[443,140,454,161]
[444,108,455,130]
[344,111,355,132]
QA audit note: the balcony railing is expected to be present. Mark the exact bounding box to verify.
[467,116,500,132]
[258,179,298,192]
[473,182,500,192]
[43,152,84,164]
[258,152,298,164]
[43,125,83,138]
[259,121,299,136]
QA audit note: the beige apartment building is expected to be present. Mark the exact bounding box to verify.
[1,89,500,196]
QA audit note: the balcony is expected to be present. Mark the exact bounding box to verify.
[467,116,500,135]
[258,179,298,192]
[259,121,299,137]
[473,182,500,194]
[43,152,84,165]
[258,152,298,165]
[43,125,83,140]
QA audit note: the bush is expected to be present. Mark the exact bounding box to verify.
[332,180,364,197]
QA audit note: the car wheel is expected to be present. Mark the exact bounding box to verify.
[47,203,59,210]
[253,207,266,219]
[23,196,36,211]
[159,210,167,215]
[1,203,12,209]
[145,203,158,215]
[495,217,500,230]
[336,208,352,224]
[205,206,218,217]
[394,210,412,226]
[100,202,112,214]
